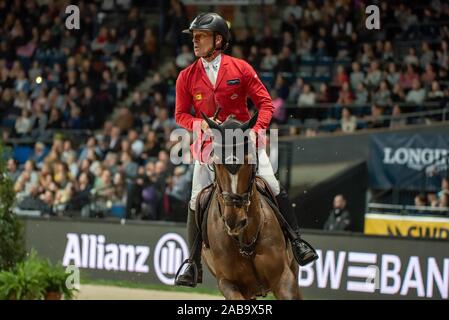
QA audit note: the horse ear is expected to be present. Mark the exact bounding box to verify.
[241,111,259,132]
[201,111,221,131]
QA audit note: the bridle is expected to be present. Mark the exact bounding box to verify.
[212,142,262,258]
[215,161,257,212]
[201,110,262,256]
[212,138,259,213]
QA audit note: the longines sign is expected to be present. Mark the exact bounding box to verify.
[23,218,448,299]
[368,133,449,191]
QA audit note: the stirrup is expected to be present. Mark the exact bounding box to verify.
[174,259,199,287]
[292,238,319,266]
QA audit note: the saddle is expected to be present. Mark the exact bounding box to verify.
[195,177,281,249]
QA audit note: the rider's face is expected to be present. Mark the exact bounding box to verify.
[192,30,214,57]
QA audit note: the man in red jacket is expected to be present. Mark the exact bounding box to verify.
[174,12,318,287]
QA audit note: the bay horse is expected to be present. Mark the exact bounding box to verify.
[199,111,302,300]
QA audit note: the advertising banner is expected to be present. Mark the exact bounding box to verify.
[23,218,449,300]
[364,213,449,240]
[368,133,449,191]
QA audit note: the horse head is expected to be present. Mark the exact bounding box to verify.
[201,111,259,236]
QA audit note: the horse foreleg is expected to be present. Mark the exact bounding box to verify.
[271,267,302,300]
[218,278,245,300]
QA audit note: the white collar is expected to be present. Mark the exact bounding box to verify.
[201,54,222,70]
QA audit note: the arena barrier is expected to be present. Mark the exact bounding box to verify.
[23,217,449,300]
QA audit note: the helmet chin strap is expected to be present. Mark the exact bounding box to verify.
[201,32,221,59]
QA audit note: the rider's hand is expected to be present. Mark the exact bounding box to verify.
[201,117,221,133]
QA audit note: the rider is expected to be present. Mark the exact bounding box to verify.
[174,12,318,287]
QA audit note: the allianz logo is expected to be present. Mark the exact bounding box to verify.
[62,233,188,284]
[63,233,150,273]
[383,147,448,171]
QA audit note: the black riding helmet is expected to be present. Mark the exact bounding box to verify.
[183,12,231,55]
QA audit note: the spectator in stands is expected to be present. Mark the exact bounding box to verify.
[414,193,428,206]
[336,81,354,106]
[143,130,162,159]
[14,109,33,137]
[288,77,304,103]
[247,45,262,71]
[389,104,407,129]
[399,64,419,90]
[176,44,195,69]
[32,103,48,135]
[340,107,357,133]
[364,61,382,90]
[6,158,20,182]
[427,80,445,102]
[359,43,375,67]
[260,47,278,72]
[46,107,63,130]
[296,30,313,57]
[349,62,365,91]
[436,40,449,73]
[152,107,176,133]
[128,129,144,159]
[368,104,388,129]
[391,83,406,103]
[421,63,437,88]
[105,126,122,153]
[302,0,322,30]
[385,63,400,88]
[382,41,395,62]
[420,42,435,68]
[404,47,419,66]
[297,84,316,120]
[405,79,426,105]
[323,194,351,231]
[315,83,332,104]
[282,0,303,23]
[112,172,127,206]
[438,177,449,203]
[277,46,294,73]
[120,151,138,180]
[440,191,449,209]
[353,82,369,106]
[30,141,47,168]
[372,80,391,107]
[332,65,349,88]
[427,193,439,207]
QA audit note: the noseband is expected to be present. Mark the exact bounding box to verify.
[214,155,258,212]
[212,136,258,210]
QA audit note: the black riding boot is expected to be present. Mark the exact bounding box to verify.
[275,189,318,266]
[174,207,203,287]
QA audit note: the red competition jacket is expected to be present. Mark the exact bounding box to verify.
[175,54,274,162]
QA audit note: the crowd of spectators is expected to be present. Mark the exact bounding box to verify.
[0,0,161,139]
[218,0,449,135]
[1,0,188,220]
[2,0,449,220]
[414,177,449,209]
[7,123,192,220]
